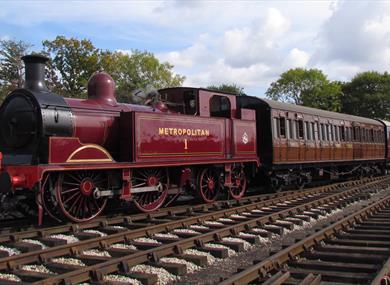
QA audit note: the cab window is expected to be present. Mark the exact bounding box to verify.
[210,95,231,118]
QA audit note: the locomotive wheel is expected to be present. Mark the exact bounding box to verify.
[132,168,169,212]
[41,173,62,222]
[197,167,220,203]
[229,168,247,200]
[56,171,108,222]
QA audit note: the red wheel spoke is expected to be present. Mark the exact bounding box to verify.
[74,196,84,218]
[61,187,79,194]
[63,191,80,204]
[67,194,82,214]
[63,181,80,186]
[66,173,82,183]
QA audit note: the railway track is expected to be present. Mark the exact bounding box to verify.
[0,183,340,235]
[0,176,387,285]
[220,180,390,285]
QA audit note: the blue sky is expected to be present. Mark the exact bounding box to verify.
[1,0,390,96]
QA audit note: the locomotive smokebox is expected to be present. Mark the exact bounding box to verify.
[22,54,49,92]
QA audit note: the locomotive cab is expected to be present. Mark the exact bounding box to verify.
[158,88,199,115]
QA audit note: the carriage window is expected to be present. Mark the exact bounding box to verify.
[287,119,293,139]
[350,128,353,141]
[273,118,278,138]
[370,129,374,142]
[320,124,325,141]
[329,124,334,141]
[334,125,339,141]
[305,122,311,140]
[297,120,304,139]
[312,123,316,140]
[210,95,231,118]
[280,117,286,138]
[326,124,330,141]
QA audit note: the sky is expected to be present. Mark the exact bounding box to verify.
[1,0,390,97]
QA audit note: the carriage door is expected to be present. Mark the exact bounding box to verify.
[313,117,321,161]
[296,114,305,161]
[305,118,315,161]
[275,111,287,162]
[353,124,362,160]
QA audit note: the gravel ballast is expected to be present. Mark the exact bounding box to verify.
[129,264,177,285]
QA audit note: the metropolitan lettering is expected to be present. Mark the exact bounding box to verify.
[158,127,210,137]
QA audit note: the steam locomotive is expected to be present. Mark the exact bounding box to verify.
[0,54,389,224]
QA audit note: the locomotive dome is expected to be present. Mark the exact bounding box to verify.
[87,72,117,106]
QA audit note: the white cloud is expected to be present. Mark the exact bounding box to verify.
[159,41,212,68]
[185,59,270,88]
[0,35,10,41]
[313,1,390,69]
[283,48,310,69]
[221,8,290,68]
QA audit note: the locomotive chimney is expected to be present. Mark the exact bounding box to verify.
[22,54,49,92]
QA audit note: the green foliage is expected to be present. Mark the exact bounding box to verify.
[42,36,185,102]
[43,36,100,97]
[0,39,32,103]
[341,71,390,120]
[207,83,246,95]
[99,50,185,103]
[266,68,342,112]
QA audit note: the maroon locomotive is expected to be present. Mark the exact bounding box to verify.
[0,54,389,224]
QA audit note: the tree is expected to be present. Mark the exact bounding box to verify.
[266,68,342,112]
[99,50,185,103]
[0,39,32,102]
[43,36,185,101]
[207,83,246,95]
[43,36,100,97]
[341,71,390,120]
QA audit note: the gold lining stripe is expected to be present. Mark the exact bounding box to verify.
[66,145,114,163]
[139,152,223,157]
